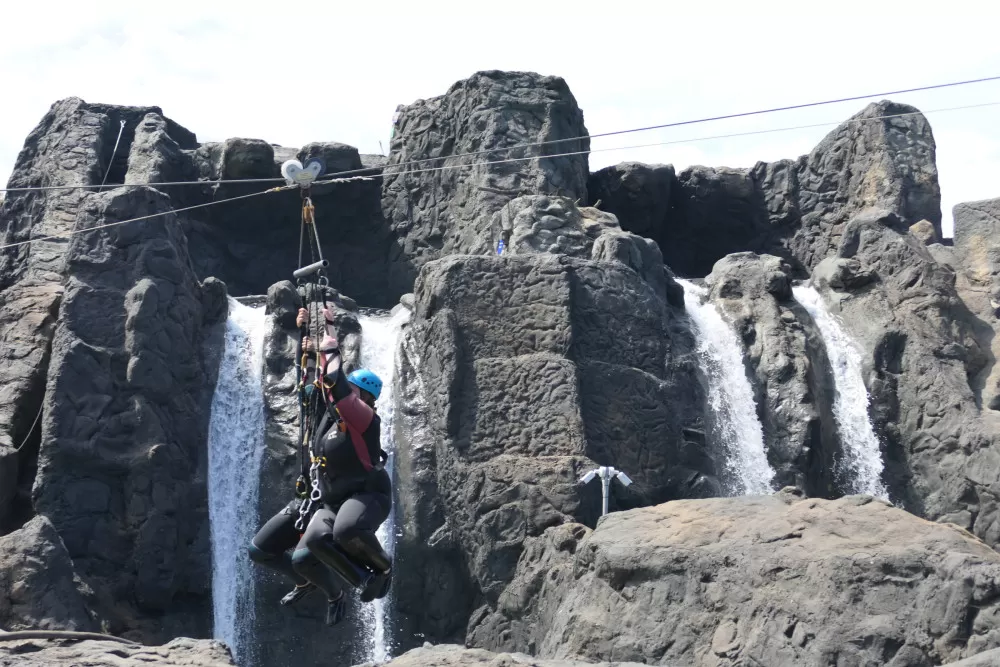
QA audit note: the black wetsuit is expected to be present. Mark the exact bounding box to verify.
[249,345,391,601]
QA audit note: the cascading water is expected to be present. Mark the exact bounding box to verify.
[677,279,775,496]
[356,306,411,663]
[792,285,889,499]
[207,298,267,664]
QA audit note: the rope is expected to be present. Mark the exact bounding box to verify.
[99,120,127,187]
[1,173,375,194]
[1,74,998,195]
[0,185,290,252]
[12,403,44,451]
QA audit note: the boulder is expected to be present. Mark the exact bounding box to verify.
[354,644,647,667]
[0,636,235,667]
[0,515,94,631]
[471,489,1000,666]
[381,70,590,296]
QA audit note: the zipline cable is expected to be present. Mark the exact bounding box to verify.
[1,100,998,252]
[1,73,998,194]
[0,186,289,251]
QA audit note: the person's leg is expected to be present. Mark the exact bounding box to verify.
[248,500,307,587]
[301,504,376,589]
[291,508,351,626]
[330,494,392,602]
[291,508,351,599]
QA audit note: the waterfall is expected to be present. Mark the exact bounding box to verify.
[207,298,267,664]
[356,306,411,663]
[677,280,775,496]
[792,285,888,499]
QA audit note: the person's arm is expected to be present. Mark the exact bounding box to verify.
[301,307,377,435]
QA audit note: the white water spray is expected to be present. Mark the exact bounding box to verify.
[357,306,411,663]
[677,280,775,496]
[792,285,888,499]
[207,298,267,663]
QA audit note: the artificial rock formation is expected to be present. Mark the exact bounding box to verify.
[704,253,840,496]
[382,70,591,295]
[29,186,227,642]
[591,101,941,277]
[470,488,1000,667]
[0,515,94,632]
[807,208,993,531]
[391,203,718,648]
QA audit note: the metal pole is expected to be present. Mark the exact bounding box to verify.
[601,468,610,516]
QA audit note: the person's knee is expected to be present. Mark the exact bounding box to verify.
[248,542,274,564]
[330,522,360,546]
[291,548,318,575]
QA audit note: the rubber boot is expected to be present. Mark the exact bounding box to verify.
[339,534,392,602]
[306,537,373,589]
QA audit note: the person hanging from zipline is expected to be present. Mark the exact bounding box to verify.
[248,302,393,626]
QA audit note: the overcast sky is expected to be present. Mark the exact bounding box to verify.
[2,0,998,238]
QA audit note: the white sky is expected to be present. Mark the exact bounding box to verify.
[1,0,998,238]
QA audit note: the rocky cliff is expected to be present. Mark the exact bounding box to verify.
[589,101,941,277]
[4,69,1000,667]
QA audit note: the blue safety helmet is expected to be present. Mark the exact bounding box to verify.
[347,369,382,400]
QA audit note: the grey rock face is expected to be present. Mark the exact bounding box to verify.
[381,70,590,296]
[3,97,397,309]
[808,209,991,530]
[471,489,1000,666]
[0,515,94,632]
[30,186,225,643]
[0,636,236,667]
[705,253,840,495]
[0,98,172,532]
[587,162,674,239]
[594,101,940,277]
[491,195,618,259]
[952,198,1000,410]
[391,252,715,650]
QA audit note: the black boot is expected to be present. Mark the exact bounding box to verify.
[339,535,392,602]
[361,568,392,603]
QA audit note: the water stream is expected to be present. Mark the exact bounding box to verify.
[792,285,889,499]
[356,306,411,663]
[678,280,775,495]
[207,298,267,664]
